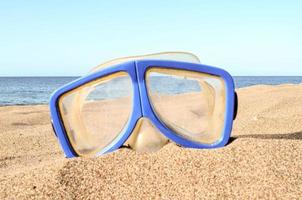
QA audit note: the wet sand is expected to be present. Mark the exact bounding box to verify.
[0,84,302,199]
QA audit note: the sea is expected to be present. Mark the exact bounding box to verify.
[0,76,302,106]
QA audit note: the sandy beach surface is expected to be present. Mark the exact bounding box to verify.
[0,84,302,199]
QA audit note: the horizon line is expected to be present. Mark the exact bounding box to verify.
[1,75,302,77]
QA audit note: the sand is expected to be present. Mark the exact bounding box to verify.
[0,84,302,199]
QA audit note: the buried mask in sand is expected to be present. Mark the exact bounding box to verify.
[50,52,238,158]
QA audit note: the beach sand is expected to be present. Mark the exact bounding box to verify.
[0,84,302,199]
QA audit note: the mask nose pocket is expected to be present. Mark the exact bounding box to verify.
[124,117,169,152]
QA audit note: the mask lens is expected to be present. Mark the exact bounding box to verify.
[58,72,133,156]
[146,68,226,144]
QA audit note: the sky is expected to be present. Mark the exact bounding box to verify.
[0,1,301,76]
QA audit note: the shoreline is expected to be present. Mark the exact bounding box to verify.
[1,83,302,108]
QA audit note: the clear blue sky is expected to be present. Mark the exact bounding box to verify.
[0,1,301,76]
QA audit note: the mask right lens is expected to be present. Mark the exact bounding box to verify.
[146,68,227,144]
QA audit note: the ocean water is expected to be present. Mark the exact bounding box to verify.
[0,76,302,106]
[0,77,77,106]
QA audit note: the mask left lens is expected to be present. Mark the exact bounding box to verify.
[58,72,132,156]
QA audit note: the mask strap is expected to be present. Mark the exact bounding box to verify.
[233,92,238,120]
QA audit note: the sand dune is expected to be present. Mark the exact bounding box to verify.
[1,84,302,199]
